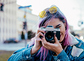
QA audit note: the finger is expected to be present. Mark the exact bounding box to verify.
[41,26,46,28]
[37,32,44,38]
[37,28,45,34]
[35,38,41,42]
[54,35,59,43]
[41,38,55,50]
[35,32,44,42]
[42,38,52,47]
[41,38,47,47]
[41,38,46,44]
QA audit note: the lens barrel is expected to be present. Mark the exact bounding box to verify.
[45,31,55,43]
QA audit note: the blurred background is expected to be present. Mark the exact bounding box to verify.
[0,0,84,61]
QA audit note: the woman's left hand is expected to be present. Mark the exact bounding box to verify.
[41,35,63,55]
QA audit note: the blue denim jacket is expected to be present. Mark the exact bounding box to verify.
[8,37,84,61]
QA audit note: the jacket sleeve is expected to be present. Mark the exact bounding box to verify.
[8,45,34,61]
[53,50,70,61]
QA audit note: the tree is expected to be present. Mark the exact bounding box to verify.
[21,31,25,40]
[28,30,35,39]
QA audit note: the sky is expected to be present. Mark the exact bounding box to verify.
[17,0,84,30]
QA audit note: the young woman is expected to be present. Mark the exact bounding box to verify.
[8,5,84,61]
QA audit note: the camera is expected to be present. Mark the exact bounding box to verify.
[40,25,60,43]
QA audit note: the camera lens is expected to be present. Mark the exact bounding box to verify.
[45,31,54,43]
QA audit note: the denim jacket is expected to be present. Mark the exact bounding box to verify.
[8,35,84,61]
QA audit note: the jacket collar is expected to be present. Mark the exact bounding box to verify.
[68,33,79,46]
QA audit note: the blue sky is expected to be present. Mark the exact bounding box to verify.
[17,0,84,30]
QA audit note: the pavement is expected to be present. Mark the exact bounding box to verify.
[0,40,31,51]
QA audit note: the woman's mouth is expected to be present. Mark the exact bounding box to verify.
[60,35,61,37]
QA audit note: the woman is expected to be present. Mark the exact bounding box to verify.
[8,5,84,61]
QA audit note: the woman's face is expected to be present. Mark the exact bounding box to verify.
[44,18,66,43]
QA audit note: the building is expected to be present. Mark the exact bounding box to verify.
[74,28,84,41]
[17,5,39,40]
[0,0,18,42]
[68,25,84,41]
[17,5,39,33]
[0,0,39,42]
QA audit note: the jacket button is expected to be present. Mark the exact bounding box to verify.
[57,59,60,61]
[26,56,29,59]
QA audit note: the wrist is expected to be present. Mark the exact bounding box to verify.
[55,49,63,55]
[31,46,40,55]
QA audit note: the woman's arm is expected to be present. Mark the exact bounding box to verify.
[8,45,34,61]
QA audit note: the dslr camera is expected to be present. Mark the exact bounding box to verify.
[40,25,60,43]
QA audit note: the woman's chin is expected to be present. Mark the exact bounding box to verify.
[59,36,64,43]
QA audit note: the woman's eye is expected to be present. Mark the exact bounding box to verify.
[56,26,61,28]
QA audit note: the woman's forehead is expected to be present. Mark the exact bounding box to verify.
[44,18,62,26]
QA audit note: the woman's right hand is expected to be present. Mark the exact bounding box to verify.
[31,28,45,55]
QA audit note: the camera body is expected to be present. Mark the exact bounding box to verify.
[41,25,60,43]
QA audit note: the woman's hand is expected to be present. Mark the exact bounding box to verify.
[31,28,45,55]
[41,35,63,55]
